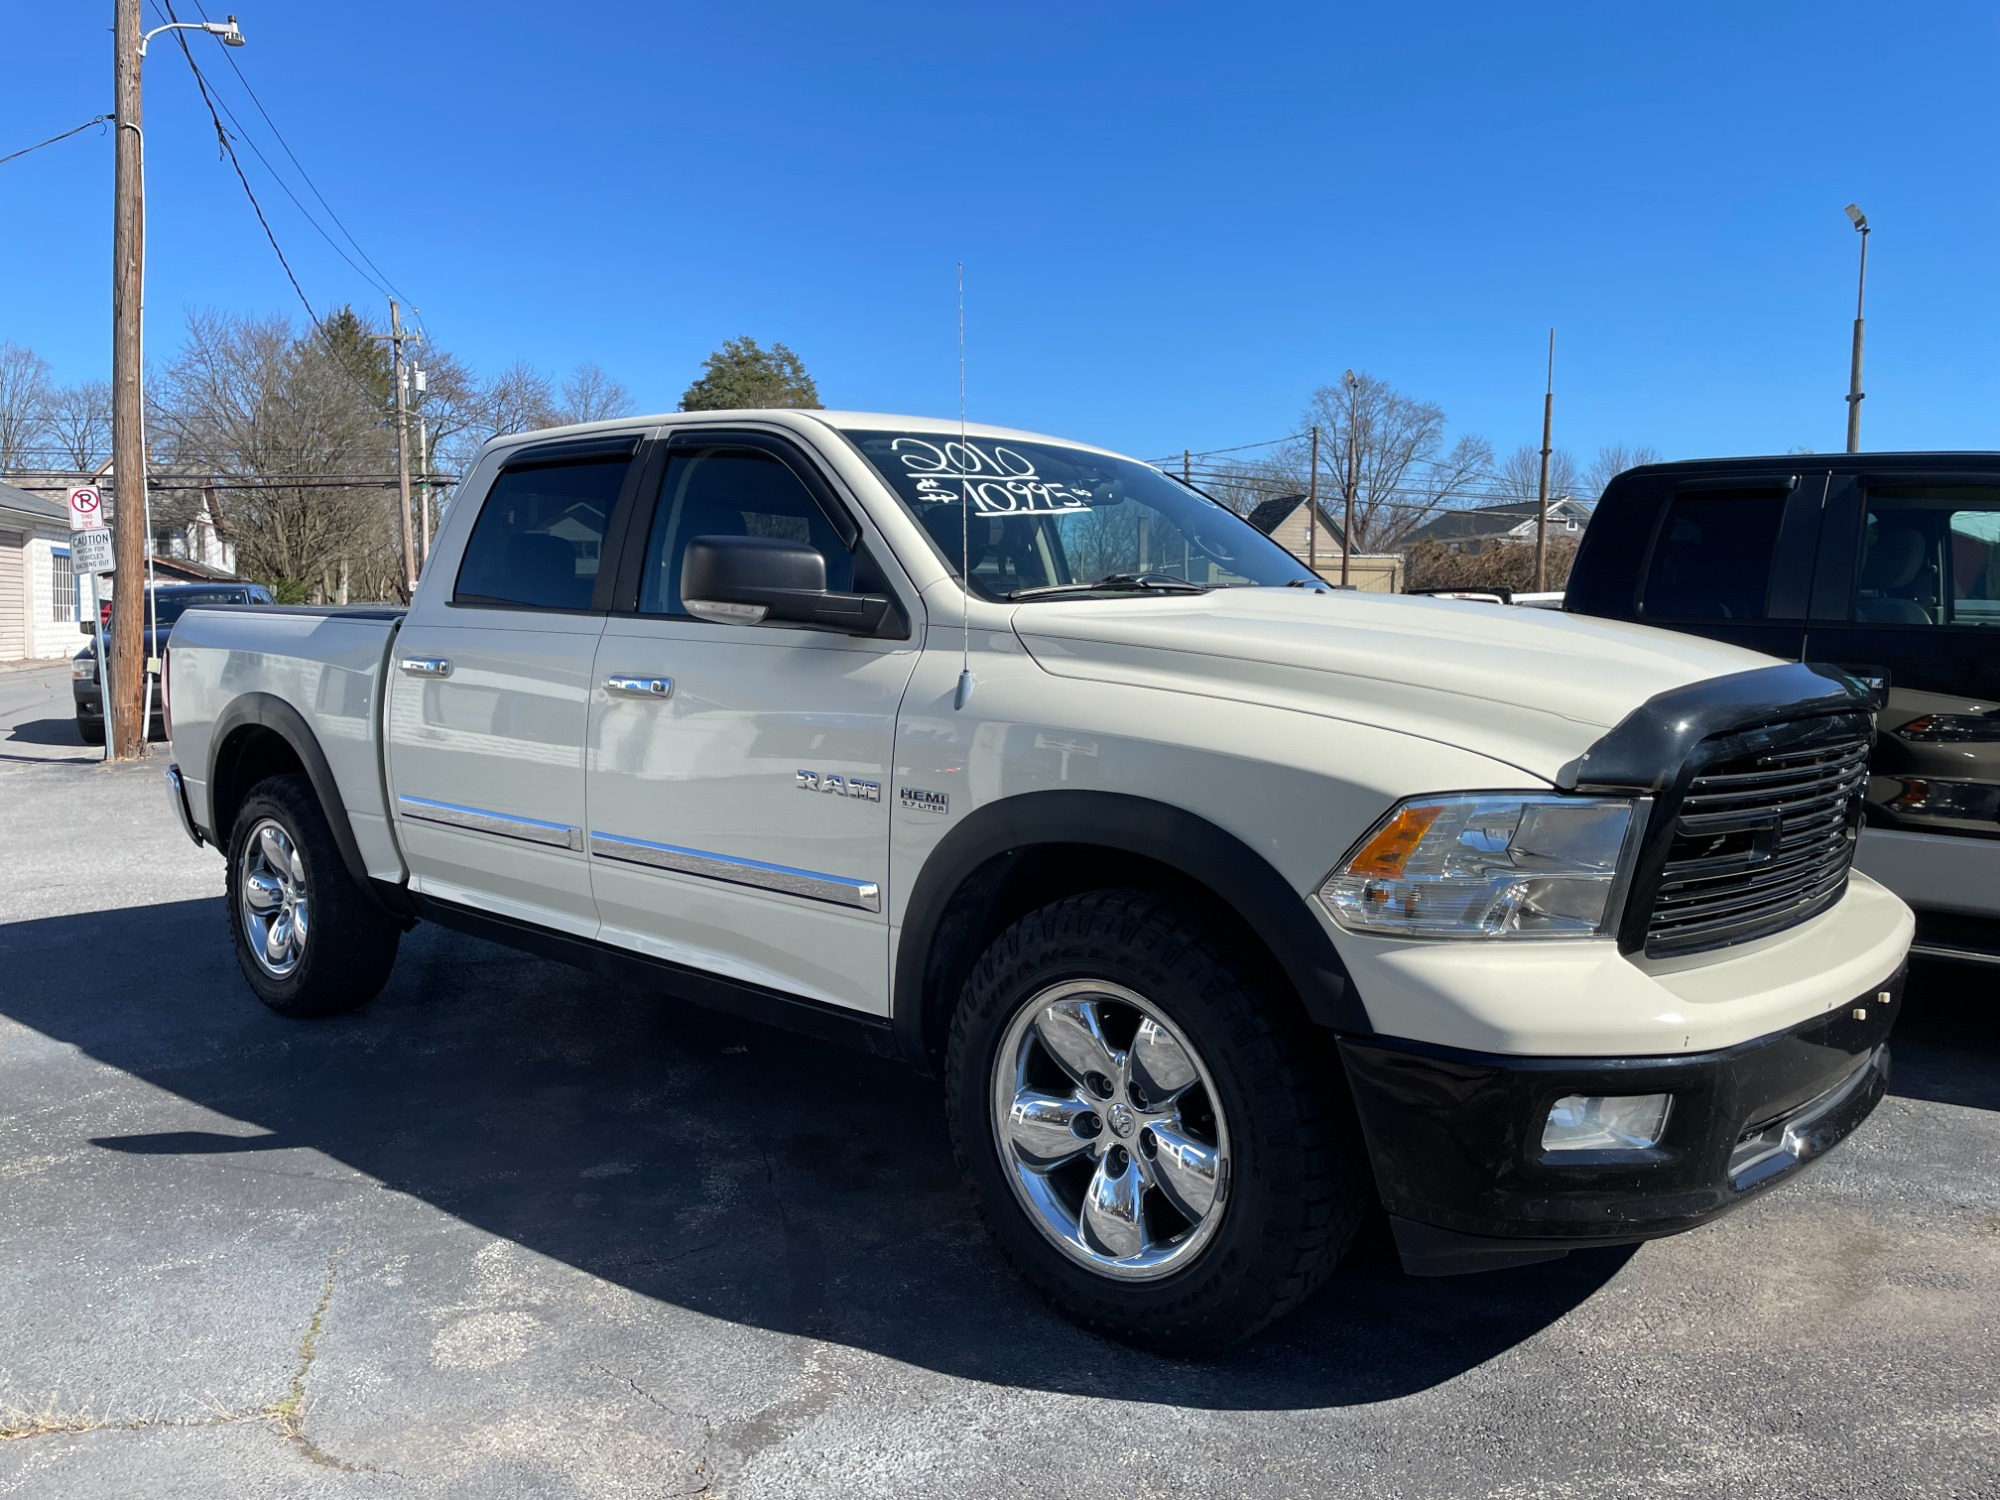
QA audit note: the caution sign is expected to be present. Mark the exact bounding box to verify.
[67,485,105,531]
[73,528,115,576]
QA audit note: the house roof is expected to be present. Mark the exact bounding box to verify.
[1406,496,1592,544]
[151,555,243,583]
[1244,493,1350,553]
[0,479,68,525]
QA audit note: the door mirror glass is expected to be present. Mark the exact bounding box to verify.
[681,535,891,634]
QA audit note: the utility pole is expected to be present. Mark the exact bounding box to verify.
[106,0,146,760]
[379,300,419,596]
[1535,330,1555,592]
[1341,370,1358,587]
[1306,425,1319,575]
[1845,204,1870,453]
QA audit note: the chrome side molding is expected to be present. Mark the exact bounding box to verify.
[396,794,583,851]
[588,830,881,912]
[398,657,452,678]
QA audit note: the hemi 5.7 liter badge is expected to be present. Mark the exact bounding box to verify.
[900,788,949,815]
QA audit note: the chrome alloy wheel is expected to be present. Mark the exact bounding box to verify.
[239,818,310,979]
[990,979,1231,1280]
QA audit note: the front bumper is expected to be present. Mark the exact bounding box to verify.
[73,677,162,723]
[1341,964,1904,1274]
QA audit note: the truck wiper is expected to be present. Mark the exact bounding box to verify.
[1008,573,1211,600]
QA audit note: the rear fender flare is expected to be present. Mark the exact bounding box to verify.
[207,692,412,920]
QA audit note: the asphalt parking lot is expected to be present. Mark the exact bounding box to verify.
[1,660,1996,1499]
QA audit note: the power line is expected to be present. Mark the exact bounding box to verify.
[152,0,402,306]
[0,114,112,167]
[187,0,415,308]
[153,12,320,327]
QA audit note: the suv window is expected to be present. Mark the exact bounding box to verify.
[454,457,624,610]
[636,445,853,617]
[1641,491,1786,621]
[1858,488,2000,627]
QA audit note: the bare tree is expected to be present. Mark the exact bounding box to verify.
[557,362,634,426]
[45,380,113,472]
[0,341,53,472]
[1274,373,1494,553]
[1495,444,1582,503]
[476,360,558,439]
[1181,456,1300,519]
[1585,443,1664,497]
[152,310,396,599]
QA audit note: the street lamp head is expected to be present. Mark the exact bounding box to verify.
[1845,203,1868,233]
[212,15,246,46]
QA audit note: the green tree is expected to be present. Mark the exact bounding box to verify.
[315,305,393,405]
[679,336,821,412]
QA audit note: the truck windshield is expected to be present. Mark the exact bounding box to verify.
[843,430,1315,600]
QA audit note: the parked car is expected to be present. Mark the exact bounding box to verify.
[72,581,274,743]
[161,412,1911,1350]
[1567,453,1999,967]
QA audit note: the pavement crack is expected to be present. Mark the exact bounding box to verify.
[590,1365,712,1496]
[255,1242,396,1475]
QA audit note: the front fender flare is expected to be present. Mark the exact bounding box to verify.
[890,790,1369,1069]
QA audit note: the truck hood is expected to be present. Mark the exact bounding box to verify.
[1008,588,1777,782]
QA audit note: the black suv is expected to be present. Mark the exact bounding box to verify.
[1566,453,1999,966]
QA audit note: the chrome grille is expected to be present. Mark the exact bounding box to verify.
[1646,720,1871,958]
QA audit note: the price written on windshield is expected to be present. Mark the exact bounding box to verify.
[891,437,1095,516]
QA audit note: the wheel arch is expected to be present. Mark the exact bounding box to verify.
[891,790,1368,1072]
[208,693,411,919]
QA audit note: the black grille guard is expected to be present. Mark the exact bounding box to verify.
[1554,663,1883,957]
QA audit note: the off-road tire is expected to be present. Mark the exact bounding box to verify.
[76,716,103,746]
[944,888,1369,1354]
[225,773,399,1017]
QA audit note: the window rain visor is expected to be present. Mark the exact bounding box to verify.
[841,430,1316,600]
[1320,794,1642,940]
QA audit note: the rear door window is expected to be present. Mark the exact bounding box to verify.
[1641,492,1786,621]
[1857,488,2000,627]
[454,457,627,611]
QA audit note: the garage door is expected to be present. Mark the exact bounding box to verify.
[0,530,24,661]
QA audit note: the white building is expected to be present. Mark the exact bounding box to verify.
[0,480,86,663]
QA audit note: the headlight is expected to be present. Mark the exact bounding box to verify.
[1319,793,1642,940]
[72,657,96,681]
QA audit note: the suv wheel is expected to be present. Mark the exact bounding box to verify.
[225,774,399,1017]
[945,889,1367,1353]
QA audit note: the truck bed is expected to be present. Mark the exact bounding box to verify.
[166,603,408,884]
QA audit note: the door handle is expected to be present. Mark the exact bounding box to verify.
[398,657,452,678]
[605,675,673,699]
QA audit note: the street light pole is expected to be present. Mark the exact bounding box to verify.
[1845,204,1870,454]
[1341,370,1358,587]
[1535,329,1554,592]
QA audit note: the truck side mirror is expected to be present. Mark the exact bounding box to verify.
[680,534,893,635]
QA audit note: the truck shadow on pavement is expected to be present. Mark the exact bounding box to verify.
[3,897,1684,1408]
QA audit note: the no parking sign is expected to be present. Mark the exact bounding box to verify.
[67,485,105,531]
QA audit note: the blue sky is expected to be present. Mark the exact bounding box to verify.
[4,2,1996,467]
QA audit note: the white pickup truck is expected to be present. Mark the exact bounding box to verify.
[163,410,1913,1351]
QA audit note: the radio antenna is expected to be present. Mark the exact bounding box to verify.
[954,260,974,711]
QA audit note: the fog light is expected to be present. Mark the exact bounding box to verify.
[1542,1093,1671,1152]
